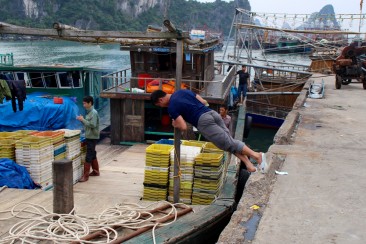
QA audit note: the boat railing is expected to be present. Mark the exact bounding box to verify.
[101,67,237,100]
[246,99,292,119]
[253,67,311,84]
[0,53,14,66]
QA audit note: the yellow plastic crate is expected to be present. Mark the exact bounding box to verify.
[203,142,223,153]
[193,178,222,191]
[0,132,23,140]
[167,196,192,204]
[16,130,37,135]
[195,164,222,172]
[143,186,167,201]
[168,188,192,197]
[169,180,193,190]
[195,153,224,167]
[146,144,174,155]
[16,136,53,149]
[0,139,16,148]
[33,131,65,144]
[54,152,66,160]
[182,140,206,148]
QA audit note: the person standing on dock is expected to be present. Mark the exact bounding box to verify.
[151,89,267,173]
[236,65,249,105]
[219,104,233,136]
[77,96,100,182]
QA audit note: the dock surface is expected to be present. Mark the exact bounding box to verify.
[218,75,366,243]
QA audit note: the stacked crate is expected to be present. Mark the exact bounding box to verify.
[33,131,66,161]
[143,144,173,201]
[0,132,24,161]
[168,143,202,204]
[56,129,82,184]
[0,139,16,160]
[15,136,54,190]
[192,142,225,205]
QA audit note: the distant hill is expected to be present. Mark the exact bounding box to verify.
[0,0,250,35]
[297,4,340,30]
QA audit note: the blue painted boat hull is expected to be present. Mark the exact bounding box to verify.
[247,113,284,129]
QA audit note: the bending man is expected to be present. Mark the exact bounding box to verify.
[151,89,267,173]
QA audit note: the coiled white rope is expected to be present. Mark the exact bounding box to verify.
[0,201,189,244]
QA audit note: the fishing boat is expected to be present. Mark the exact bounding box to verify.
[190,29,224,51]
[263,37,313,54]
[0,20,255,243]
[0,60,113,131]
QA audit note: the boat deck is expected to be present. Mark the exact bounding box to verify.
[0,139,209,241]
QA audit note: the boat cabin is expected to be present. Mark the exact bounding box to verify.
[101,38,235,144]
[0,65,112,129]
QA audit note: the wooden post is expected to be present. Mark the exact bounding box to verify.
[53,159,74,214]
[173,38,183,203]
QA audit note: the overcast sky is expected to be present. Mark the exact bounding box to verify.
[197,0,365,31]
[196,0,361,14]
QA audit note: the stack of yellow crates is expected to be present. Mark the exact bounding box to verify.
[0,132,24,160]
[192,143,225,205]
[15,136,54,190]
[143,144,173,201]
[0,139,16,160]
[0,131,37,161]
[33,131,66,161]
[168,142,202,204]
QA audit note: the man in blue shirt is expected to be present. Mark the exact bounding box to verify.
[151,89,267,173]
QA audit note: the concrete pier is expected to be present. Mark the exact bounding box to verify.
[218,75,366,243]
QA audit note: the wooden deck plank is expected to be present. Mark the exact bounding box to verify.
[0,143,146,241]
[0,189,43,211]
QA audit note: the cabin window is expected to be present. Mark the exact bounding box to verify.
[29,72,44,87]
[185,54,195,71]
[15,72,31,87]
[71,71,81,88]
[185,54,191,62]
[147,54,158,71]
[134,52,144,72]
[59,71,81,88]
[158,54,173,71]
[43,72,58,88]
[58,72,73,88]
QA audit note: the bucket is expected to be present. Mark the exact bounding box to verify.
[54,97,63,104]
[138,73,152,88]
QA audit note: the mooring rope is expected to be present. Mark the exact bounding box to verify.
[0,201,187,244]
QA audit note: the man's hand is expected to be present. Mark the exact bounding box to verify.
[76,115,84,121]
[172,116,187,131]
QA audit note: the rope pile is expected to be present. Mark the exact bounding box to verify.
[0,201,187,243]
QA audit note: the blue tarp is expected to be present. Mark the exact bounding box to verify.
[0,158,38,189]
[0,92,82,131]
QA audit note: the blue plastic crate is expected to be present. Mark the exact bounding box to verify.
[156,139,174,145]
[54,145,66,156]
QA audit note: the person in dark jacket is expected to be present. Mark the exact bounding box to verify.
[77,96,100,182]
[236,65,249,105]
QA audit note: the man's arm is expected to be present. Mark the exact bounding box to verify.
[172,115,187,131]
[79,111,98,129]
[196,94,208,106]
